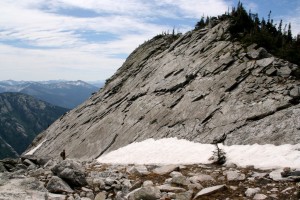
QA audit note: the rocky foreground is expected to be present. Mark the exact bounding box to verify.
[0,157,300,200]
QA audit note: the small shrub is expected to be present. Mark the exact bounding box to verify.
[212,143,226,165]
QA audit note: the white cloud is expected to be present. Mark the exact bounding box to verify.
[3,0,277,81]
[0,44,123,81]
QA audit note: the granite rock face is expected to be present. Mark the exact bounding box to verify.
[25,20,300,160]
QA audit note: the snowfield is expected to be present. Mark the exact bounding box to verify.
[25,139,47,156]
[97,138,300,169]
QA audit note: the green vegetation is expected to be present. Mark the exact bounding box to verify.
[195,2,300,66]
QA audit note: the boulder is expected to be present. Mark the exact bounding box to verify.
[253,193,268,200]
[157,184,186,193]
[0,162,7,172]
[46,193,67,200]
[1,158,19,172]
[247,47,270,59]
[152,165,179,175]
[193,185,226,199]
[189,174,215,183]
[225,170,246,181]
[257,57,274,67]
[127,165,150,175]
[270,169,289,181]
[51,159,87,187]
[265,67,277,76]
[290,87,300,98]
[94,192,106,200]
[20,177,47,192]
[175,190,193,200]
[46,176,74,194]
[127,185,161,200]
[245,187,260,197]
[23,159,36,167]
[171,173,189,186]
[277,66,292,77]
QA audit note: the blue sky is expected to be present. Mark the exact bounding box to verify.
[0,0,299,81]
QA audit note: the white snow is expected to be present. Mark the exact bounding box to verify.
[97,138,300,169]
[25,139,47,155]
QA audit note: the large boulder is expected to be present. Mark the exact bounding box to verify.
[127,185,161,200]
[51,159,87,187]
[0,162,7,172]
[46,176,74,194]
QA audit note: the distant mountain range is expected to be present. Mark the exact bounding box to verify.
[0,92,69,159]
[0,80,102,109]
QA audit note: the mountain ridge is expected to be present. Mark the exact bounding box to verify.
[25,19,300,161]
[0,92,69,159]
[0,80,99,109]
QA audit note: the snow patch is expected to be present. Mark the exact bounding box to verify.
[25,139,47,155]
[97,138,300,169]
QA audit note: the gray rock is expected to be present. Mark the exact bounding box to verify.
[245,187,260,197]
[46,176,74,194]
[247,43,258,52]
[269,169,289,181]
[0,162,7,172]
[104,177,115,186]
[247,47,270,59]
[188,182,203,190]
[46,193,67,200]
[257,57,274,67]
[189,174,215,183]
[23,159,36,167]
[225,170,246,181]
[51,159,87,187]
[277,66,292,77]
[171,173,189,186]
[20,177,47,192]
[251,172,267,178]
[175,190,193,200]
[152,165,179,175]
[92,178,105,188]
[290,87,300,97]
[67,196,75,200]
[193,185,226,199]
[127,186,161,200]
[265,67,277,76]
[44,159,58,169]
[223,162,237,168]
[82,187,93,192]
[74,193,81,200]
[127,165,150,175]
[157,184,186,193]
[282,187,294,194]
[143,180,154,187]
[253,193,268,200]
[122,179,132,189]
[129,180,143,192]
[27,164,38,170]
[94,192,106,200]
[27,19,300,160]
[86,191,95,200]
[28,168,46,177]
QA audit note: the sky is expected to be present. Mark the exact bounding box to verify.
[0,0,300,81]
